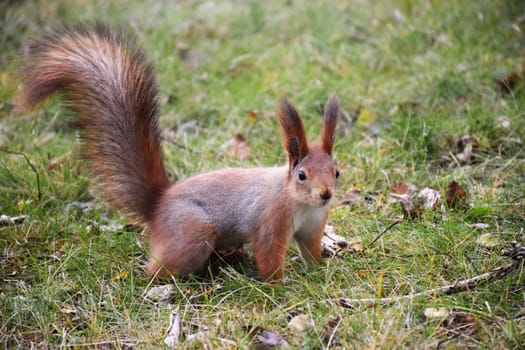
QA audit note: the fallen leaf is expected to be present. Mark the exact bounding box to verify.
[16,199,32,211]
[456,63,468,73]
[322,225,356,257]
[355,270,369,277]
[256,330,284,346]
[445,181,467,208]
[164,307,181,348]
[417,187,441,210]
[0,215,28,227]
[392,8,406,23]
[434,34,451,46]
[472,223,489,229]
[496,70,522,94]
[355,108,376,129]
[390,181,422,217]
[441,310,477,336]
[175,41,189,58]
[348,239,365,253]
[340,188,361,205]
[248,110,258,124]
[288,314,312,334]
[186,331,210,347]
[145,285,175,304]
[424,307,450,319]
[496,115,511,129]
[391,181,410,195]
[224,133,251,160]
[321,315,341,341]
[175,119,199,137]
[455,135,480,164]
[57,301,84,328]
[390,193,422,219]
[111,271,129,281]
[476,233,500,248]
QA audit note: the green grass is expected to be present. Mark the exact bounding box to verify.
[1,0,524,348]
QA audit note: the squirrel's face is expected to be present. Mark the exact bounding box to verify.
[289,146,339,207]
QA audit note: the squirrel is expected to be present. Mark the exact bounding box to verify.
[15,24,340,281]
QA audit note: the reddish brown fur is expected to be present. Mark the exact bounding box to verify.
[251,201,293,281]
[16,24,340,282]
[146,218,219,278]
[277,98,309,168]
[321,95,339,155]
[15,24,168,222]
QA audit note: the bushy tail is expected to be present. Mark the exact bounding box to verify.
[15,23,170,222]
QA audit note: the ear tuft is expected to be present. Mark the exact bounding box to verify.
[321,95,339,155]
[277,97,309,168]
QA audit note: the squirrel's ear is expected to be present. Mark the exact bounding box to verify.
[277,97,308,168]
[320,95,339,155]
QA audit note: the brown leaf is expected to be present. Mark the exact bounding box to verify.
[321,315,341,341]
[455,135,480,164]
[391,181,422,217]
[441,310,477,336]
[391,181,410,195]
[457,135,479,153]
[248,110,258,124]
[340,188,361,205]
[390,193,423,219]
[224,133,251,160]
[445,181,467,208]
[496,71,522,94]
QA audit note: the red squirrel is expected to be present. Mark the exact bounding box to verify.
[15,24,339,281]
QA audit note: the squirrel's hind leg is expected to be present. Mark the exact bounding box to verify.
[146,219,219,278]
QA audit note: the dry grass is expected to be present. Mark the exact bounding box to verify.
[1,0,524,348]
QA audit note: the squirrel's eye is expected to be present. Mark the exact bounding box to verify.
[298,170,307,181]
[335,169,340,179]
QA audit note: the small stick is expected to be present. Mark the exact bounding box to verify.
[335,242,525,308]
[367,219,401,249]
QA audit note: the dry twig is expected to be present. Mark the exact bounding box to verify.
[367,220,402,249]
[335,242,525,308]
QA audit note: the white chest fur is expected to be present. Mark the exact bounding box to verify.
[292,205,328,239]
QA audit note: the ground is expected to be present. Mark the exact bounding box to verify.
[0,0,524,348]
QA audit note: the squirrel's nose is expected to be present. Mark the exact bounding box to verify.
[320,190,332,201]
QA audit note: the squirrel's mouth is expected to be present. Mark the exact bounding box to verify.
[321,199,331,207]
[311,198,331,207]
